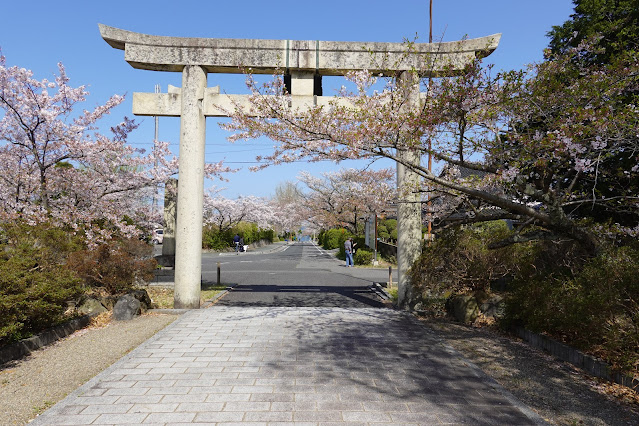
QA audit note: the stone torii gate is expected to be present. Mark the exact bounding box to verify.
[99,24,500,309]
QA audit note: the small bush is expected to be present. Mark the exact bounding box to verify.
[317,229,326,245]
[67,238,156,295]
[505,244,639,374]
[377,224,390,240]
[0,224,83,345]
[383,219,397,242]
[354,249,372,265]
[409,221,522,299]
[383,254,397,265]
[202,229,228,251]
[202,222,275,250]
[322,228,348,250]
[409,220,639,376]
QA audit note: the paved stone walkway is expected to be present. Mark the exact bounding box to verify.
[31,307,545,425]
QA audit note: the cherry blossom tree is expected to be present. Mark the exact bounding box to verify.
[203,192,275,232]
[296,168,396,233]
[269,181,306,235]
[0,54,229,240]
[222,42,639,253]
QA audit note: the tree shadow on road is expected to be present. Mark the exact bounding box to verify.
[213,283,387,308]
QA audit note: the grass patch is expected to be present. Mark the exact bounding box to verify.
[144,284,227,309]
[386,285,398,303]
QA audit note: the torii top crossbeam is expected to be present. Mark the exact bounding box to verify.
[99,24,500,77]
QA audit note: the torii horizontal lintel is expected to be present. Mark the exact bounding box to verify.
[99,24,501,77]
[132,90,355,118]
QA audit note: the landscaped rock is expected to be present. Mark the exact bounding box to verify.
[99,296,117,311]
[129,289,153,313]
[113,294,141,321]
[77,297,107,315]
[479,294,505,318]
[450,294,480,324]
[446,292,506,324]
[112,289,153,320]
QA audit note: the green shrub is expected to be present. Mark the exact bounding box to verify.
[322,228,348,250]
[0,224,83,346]
[377,224,390,240]
[383,219,397,242]
[408,219,639,375]
[202,223,275,250]
[354,249,372,265]
[383,219,397,232]
[409,221,522,298]
[505,244,639,374]
[202,227,229,250]
[383,254,397,265]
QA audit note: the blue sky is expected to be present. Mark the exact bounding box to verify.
[0,0,575,199]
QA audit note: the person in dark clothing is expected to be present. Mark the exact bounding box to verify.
[233,234,241,254]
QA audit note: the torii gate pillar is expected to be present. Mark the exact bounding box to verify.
[173,66,207,308]
[396,71,422,309]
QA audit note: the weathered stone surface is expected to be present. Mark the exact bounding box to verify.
[445,292,505,323]
[99,24,501,76]
[478,293,505,318]
[77,298,107,315]
[129,289,153,313]
[99,296,117,311]
[113,294,140,321]
[450,294,480,324]
[162,178,177,257]
[396,72,422,309]
[173,65,206,310]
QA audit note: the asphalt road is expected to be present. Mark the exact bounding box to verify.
[205,242,394,308]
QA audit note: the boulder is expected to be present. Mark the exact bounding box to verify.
[99,296,118,311]
[449,294,480,324]
[447,292,506,324]
[113,294,141,321]
[479,294,505,318]
[77,297,107,315]
[129,289,153,313]
[112,289,153,321]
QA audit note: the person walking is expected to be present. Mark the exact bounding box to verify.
[344,238,356,267]
[233,233,241,254]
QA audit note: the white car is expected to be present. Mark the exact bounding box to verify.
[152,228,164,245]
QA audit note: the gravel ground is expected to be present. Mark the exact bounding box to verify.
[1,311,638,425]
[424,319,639,425]
[0,313,177,425]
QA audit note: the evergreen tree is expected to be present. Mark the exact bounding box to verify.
[547,0,639,63]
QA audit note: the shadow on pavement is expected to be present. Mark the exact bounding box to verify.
[214,284,387,308]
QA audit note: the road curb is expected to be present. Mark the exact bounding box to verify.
[0,313,97,365]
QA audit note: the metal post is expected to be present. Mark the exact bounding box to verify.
[217,262,221,286]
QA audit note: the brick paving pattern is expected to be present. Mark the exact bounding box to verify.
[31,307,544,425]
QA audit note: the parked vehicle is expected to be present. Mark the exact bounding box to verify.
[152,228,164,245]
